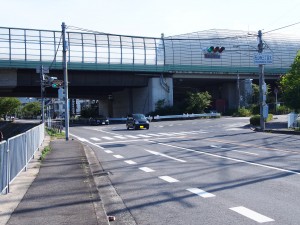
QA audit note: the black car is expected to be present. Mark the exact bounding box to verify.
[89,117,109,126]
[126,114,149,130]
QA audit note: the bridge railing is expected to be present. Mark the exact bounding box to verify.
[0,26,298,73]
[0,123,44,194]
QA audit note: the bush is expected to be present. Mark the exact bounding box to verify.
[250,115,260,126]
[250,114,273,126]
[233,107,252,117]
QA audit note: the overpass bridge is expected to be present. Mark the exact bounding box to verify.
[0,26,299,116]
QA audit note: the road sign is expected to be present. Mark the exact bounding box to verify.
[253,53,273,64]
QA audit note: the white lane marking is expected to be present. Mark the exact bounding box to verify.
[232,150,259,156]
[139,167,155,172]
[77,137,88,142]
[226,128,243,131]
[157,133,173,136]
[147,133,161,137]
[104,150,113,153]
[137,134,151,138]
[102,136,114,140]
[159,176,179,183]
[90,137,101,141]
[150,142,300,175]
[230,206,274,223]
[113,155,124,159]
[145,149,186,163]
[70,133,104,149]
[211,145,259,156]
[186,188,215,198]
[114,136,126,139]
[124,160,137,165]
[124,135,139,139]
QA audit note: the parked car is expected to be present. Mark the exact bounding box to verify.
[89,117,109,125]
[126,114,149,130]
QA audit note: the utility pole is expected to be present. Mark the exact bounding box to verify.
[258,30,265,131]
[40,65,45,123]
[62,22,69,141]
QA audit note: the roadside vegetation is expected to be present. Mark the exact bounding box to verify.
[40,145,51,161]
[46,127,65,139]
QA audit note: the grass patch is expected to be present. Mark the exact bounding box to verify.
[46,128,65,139]
[40,146,51,161]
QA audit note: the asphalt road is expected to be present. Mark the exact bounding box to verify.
[70,117,300,225]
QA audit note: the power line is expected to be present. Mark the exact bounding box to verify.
[264,21,300,34]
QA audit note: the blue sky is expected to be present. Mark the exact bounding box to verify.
[2,0,300,37]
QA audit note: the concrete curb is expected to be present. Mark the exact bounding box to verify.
[81,142,110,225]
[81,143,137,225]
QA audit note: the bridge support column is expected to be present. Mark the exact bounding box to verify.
[108,76,173,117]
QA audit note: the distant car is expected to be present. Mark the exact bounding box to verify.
[89,117,109,126]
[126,114,149,130]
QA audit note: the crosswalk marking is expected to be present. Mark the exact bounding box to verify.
[147,133,161,137]
[230,206,274,223]
[137,134,151,138]
[124,135,139,139]
[114,136,126,139]
[186,188,215,198]
[84,131,210,143]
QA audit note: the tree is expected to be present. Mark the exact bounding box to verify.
[279,54,300,112]
[185,91,212,113]
[0,97,21,120]
[21,102,41,119]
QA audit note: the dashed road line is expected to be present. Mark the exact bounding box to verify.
[102,136,114,140]
[113,155,124,159]
[230,206,274,223]
[90,137,101,141]
[139,167,155,172]
[186,188,215,198]
[152,142,300,175]
[124,160,137,165]
[104,150,113,153]
[158,176,179,183]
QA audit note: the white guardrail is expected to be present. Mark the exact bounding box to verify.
[108,113,221,122]
[0,123,44,194]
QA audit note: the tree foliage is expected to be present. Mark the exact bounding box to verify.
[0,97,21,119]
[279,54,300,112]
[21,102,41,119]
[185,91,212,113]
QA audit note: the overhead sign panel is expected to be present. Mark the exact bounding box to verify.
[253,53,273,64]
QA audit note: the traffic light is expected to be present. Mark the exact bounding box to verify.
[206,46,225,53]
[51,80,64,88]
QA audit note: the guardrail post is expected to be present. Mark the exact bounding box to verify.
[6,142,10,194]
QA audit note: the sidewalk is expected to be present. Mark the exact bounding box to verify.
[0,138,109,225]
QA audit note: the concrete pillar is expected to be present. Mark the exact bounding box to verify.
[108,76,174,117]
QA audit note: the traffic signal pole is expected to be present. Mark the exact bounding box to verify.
[40,65,45,123]
[258,30,265,131]
[62,22,69,141]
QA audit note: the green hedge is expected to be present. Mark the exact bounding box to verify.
[250,114,273,126]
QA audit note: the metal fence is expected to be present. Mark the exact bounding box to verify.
[0,123,44,194]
